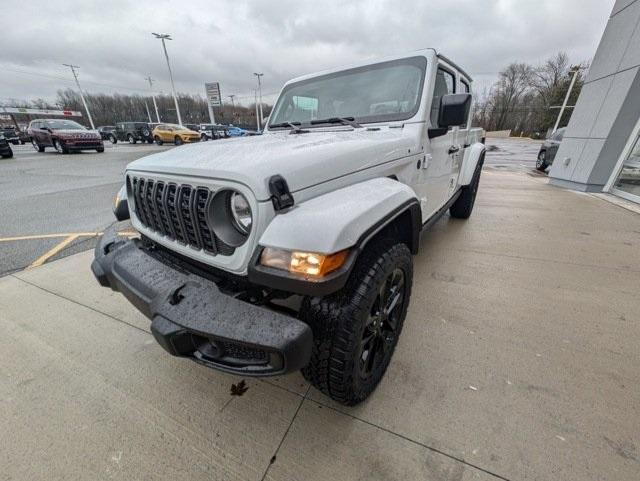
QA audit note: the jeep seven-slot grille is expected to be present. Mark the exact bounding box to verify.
[130,176,235,256]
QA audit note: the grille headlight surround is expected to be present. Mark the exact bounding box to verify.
[207,189,253,247]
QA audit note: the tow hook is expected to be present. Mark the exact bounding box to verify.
[169,284,186,306]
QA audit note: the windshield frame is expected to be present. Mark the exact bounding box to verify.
[268,56,428,130]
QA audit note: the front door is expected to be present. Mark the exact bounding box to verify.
[421,66,458,217]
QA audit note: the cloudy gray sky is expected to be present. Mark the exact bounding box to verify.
[0,0,615,106]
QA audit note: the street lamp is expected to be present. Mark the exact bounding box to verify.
[63,64,95,129]
[152,33,182,126]
[145,76,161,123]
[253,72,264,125]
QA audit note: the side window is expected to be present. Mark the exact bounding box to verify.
[431,67,456,127]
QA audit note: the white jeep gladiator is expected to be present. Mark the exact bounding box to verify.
[93,49,485,405]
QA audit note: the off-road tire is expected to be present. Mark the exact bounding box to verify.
[155,136,163,146]
[300,239,413,406]
[108,134,117,144]
[174,136,183,146]
[536,151,549,172]
[127,134,136,144]
[147,139,154,144]
[1,151,13,159]
[32,139,45,153]
[96,146,104,153]
[450,156,483,219]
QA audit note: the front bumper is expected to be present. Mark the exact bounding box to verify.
[64,140,103,150]
[91,227,312,376]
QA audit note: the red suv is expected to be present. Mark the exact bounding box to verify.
[28,119,104,154]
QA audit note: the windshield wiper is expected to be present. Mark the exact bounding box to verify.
[309,117,362,128]
[269,121,309,134]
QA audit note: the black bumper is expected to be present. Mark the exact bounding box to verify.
[91,228,313,376]
[66,142,103,150]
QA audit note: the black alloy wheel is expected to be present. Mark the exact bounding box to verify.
[358,268,406,379]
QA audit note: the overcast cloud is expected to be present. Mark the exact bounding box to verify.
[0,0,615,106]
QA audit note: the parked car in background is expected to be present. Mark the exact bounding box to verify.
[199,123,229,141]
[537,127,565,171]
[97,126,117,143]
[183,123,200,132]
[114,122,154,144]
[17,127,31,144]
[0,133,14,158]
[0,127,21,145]
[152,124,200,145]
[226,126,248,137]
[28,119,103,154]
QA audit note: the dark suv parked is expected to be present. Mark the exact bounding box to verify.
[114,122,154,144]
[537,128,565,172]
[0,127,20,145]
[0,133,13,158]
[28,119,104,154]
[97,126,117,143]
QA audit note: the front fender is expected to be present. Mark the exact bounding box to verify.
[258,177,420,255]
[250,177,421,296]
[459,143,485,186]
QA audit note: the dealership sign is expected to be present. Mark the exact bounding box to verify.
[0,107,83,117]
[205,82,222,107]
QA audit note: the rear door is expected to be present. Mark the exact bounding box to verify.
[37,121,52,146]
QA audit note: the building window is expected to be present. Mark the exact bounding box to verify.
[612,132,640,201]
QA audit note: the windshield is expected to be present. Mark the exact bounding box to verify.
[269,56,427,128]
[45,120,86,130]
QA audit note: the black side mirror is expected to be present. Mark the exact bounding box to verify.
[428,93,472,139]
[438,93,472,128]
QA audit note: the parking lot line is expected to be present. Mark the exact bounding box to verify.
[0,232,99,243]
[28,234,82,269]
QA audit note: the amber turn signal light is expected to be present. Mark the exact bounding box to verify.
[260,248,349,278]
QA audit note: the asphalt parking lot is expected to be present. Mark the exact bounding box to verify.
[1,138,638,480]
[0,142,172,276]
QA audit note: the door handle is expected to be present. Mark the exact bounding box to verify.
[448,146,460,155]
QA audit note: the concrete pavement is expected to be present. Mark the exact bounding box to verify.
[1,168,639,480]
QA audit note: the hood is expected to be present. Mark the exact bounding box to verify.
[127,128,418,200]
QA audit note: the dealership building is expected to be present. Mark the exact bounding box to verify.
[549,0,640,204]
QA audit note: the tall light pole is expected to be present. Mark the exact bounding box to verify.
[145,76,160,122]
[552,67,582,134]
[254,89,260,131]
[227,95,236,124]
[152,33,182,125]
[253,72,264,125]
[144,99,152,123]
[63,64,95,129]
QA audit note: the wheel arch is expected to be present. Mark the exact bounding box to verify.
[459,143,486,186]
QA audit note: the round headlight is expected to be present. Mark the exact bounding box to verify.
[230,192,252,234]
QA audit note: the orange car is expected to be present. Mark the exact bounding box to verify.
[152,124,200,145]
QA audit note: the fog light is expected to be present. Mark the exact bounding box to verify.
[260,247,348,278]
